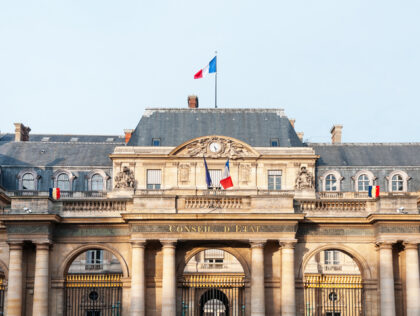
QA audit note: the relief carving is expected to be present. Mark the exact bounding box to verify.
[114,166,135,189]
[239,164,251,183]
[181,137,255,159]
[295,166,314,190]
[179,164,190,183]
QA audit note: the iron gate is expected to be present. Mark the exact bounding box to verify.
[304,274,363,316]
[182,274,245,316]
[64,274,122,316]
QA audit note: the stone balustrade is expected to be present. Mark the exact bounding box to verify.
[183,196,244,209]
[63,200,126,212]
[298,200,367,211]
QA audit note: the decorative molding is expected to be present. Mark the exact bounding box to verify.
[169,135,259,160]
[131,224,297,233]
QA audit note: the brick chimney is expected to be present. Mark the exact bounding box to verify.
[289,119,296,128]
[188,95,199,108]
[124,129,134,144]
[331,125,343,144]
[14,123,31,142]
[297,132,304,142]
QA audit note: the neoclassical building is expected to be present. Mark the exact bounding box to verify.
[0,99,420,316]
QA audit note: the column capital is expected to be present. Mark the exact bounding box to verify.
[376,241,394,249]
[404,242,419,250]
[250,239,266,248]
[280,239,297,249]
[35,242,51,251]
[131,238,147,248]
[8,242,23,251]
[160,239,177,248]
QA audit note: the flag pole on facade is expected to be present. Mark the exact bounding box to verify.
[194,53,218,108]
[215,51,218,109]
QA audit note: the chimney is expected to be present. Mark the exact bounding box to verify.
[188,95,199,108]
[289,119,296,128]
[14,123,31,142]
[297,132,304,142]
[124,129,134,144]
[331,125,343,144]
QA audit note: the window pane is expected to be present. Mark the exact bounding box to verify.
[326,174,337,191]
[358,174,369,191]
[22,173,35,190]
[209,169,222,188]
[392,175,404,191]
[268,170,281,190]
[91,174,103,191]
[147,170,161,189]
[57,173,70,191]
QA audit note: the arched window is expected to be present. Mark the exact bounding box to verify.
[91,174,103,191]
[357,174,370,192]
[57,173,70,191]
[325,174,337,191]
[22,173,35,190]
[392,174,404,192]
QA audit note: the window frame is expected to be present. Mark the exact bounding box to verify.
[268,170,282,190]
[147,169,162,190]
[321,171,343,192]
[387,170,410,192]
[86,169,109,192]
[352,170,375,192]
[52,169,76,192]
[17,169,40,191]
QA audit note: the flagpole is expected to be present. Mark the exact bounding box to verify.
[215,51,218,108]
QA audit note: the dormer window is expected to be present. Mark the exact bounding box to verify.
[387,170,410,192]
[22,173,35,190]
[325,174,337,191]
[357,174,369,192]
[91,174,104,191]
[152,138,161,146]
[321,171,343,192]
[57,173,70,191]
[271,138,279,147]
[392,175,404,191]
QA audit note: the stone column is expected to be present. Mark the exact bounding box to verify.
[281,240,297,316]
[130,240,146,316]
[405,242,420,316]
[7,242,23,316]
[32,243,50,316]
[161,240,177,316]
[378,242,396,316]
[250,240,266,316]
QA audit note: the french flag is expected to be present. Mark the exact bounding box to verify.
[194,56,217,79]
[220,159,233,189]
[368,185,380,198]
[49,187,60,200]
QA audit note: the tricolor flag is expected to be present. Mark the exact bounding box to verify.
[194,56,217,79]
[220,159,233,189]
[49,187,60,200]
[368,185,380,198]
[203,157,213,188]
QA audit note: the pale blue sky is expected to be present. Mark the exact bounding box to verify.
[1,1,419,143]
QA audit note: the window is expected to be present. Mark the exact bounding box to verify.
[22,173,35,190]
[86,311,101,316]
[57,173,70,191]
[147,169,161,189]
[91,174,103,191]
[326,313,340,316]
[152,138,161,146]
[86,250,103,270]
[271,138,279,147]
[357,174,369,192]
[392,174,404,192]
[209,169,222,188]
[204,249,224,269]
[268,170,282,190]
[324,250,339,265]
[325,174,337,191]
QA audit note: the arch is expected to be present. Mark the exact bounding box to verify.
[52,169,77,190]
[16,168,40,190]
[177,246,250,279]
[0,259,9,281]
[352,170,376,192]
[58,243,129,278]
[298,244,372,281]
[86,169,110,191]
[199,289,229,316]
[387,170,410,192]
[319,170,343,192]
[169,135,260,158]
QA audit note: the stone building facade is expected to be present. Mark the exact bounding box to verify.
[0,103,419,315]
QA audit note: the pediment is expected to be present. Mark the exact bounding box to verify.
[169,136,259,160]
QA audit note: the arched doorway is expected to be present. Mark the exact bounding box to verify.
[304,249,363,316]
[64,249,123,316]
[182,249,245,316]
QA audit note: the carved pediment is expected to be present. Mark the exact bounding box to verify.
[170,136,259,160]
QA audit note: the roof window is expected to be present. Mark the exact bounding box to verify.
[41,137,50,142]
[106,138,114,142]
[152,138,161,146]
[271,138,279,147]
[70,137,79,142]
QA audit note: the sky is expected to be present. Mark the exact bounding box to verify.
[0,0,419,143]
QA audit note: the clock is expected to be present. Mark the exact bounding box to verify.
[209,142,222,153]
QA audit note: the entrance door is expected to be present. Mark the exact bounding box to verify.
[200,290,228,316]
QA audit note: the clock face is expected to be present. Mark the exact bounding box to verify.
[209,142,222,153]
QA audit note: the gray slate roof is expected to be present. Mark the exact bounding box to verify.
[311,143,420,166]
[0,141,118,167]
[0,134,125,143]
[127,108,304,147]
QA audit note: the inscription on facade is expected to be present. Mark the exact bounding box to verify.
[131,224,296,233]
